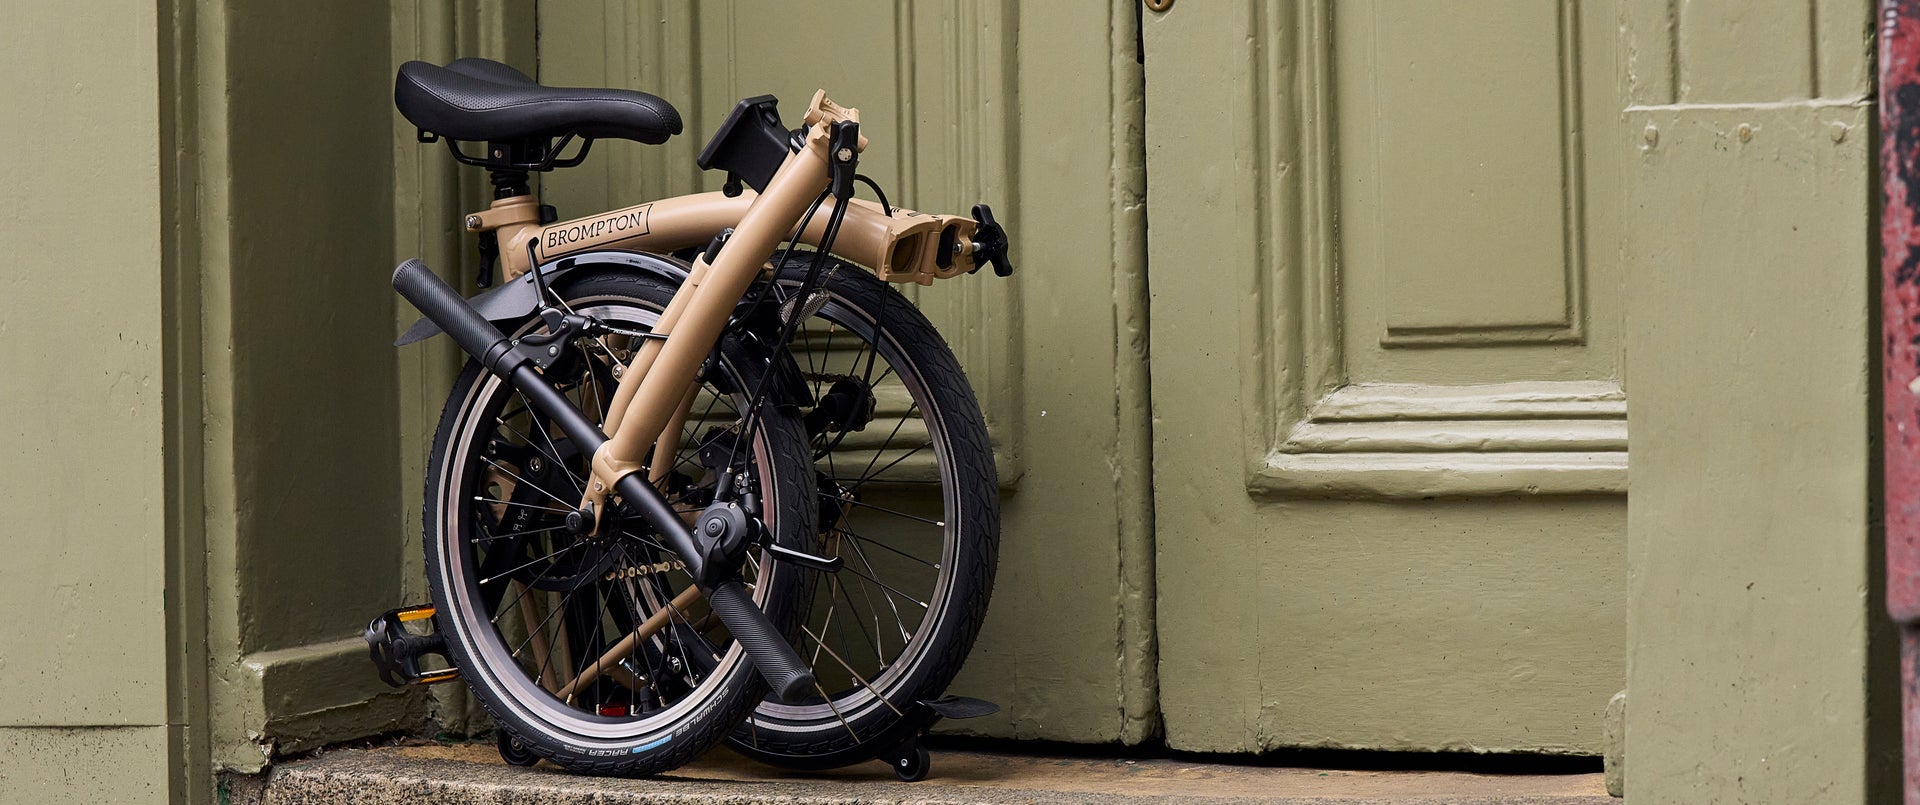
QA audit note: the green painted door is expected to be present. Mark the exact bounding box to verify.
[1141,1,1626,753]
[535,0,1626,754]
[536,1,1157,743]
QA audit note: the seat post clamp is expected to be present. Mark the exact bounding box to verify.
[464,195,542,233]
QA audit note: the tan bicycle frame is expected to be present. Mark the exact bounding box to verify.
[477,193,984,287]
[466,181,984,288]
[476,93,971,518]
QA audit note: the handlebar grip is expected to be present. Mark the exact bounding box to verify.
[392,259,522,375]
[705,579,815,702]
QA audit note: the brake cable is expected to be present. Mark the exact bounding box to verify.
[854,174,892,216]
[726,188,850,462]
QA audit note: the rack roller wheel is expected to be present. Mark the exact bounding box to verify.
[879,738,931,782]
[497,731,539,767]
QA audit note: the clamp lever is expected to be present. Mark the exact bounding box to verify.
[828,120,862,202]
[969,204,1014,277]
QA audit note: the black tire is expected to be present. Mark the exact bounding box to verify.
[728,258,999,768]
[423,269,816,776]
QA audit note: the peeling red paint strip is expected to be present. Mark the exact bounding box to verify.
[1881,2,1920,801]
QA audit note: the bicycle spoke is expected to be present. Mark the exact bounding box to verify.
[616,564,674,704]
[480,540,581,585]
[494,415,585,496]
[528,590,569,699]
[849,402,920,483]
[481,456,574,509]
[475,496,571,514]
[507,580,557,691]
[798,622,905,718]
[844,440,934,496]
[580,344,609,430]
[640,567,708,686]
[823,478,942,486]
[846,544,886,663]
[473,523,568,544]
[492,567,542,625]
[813,680,861,742]
[802,319,823,395]
[615,565,650,712]
[843,532,913,644]
[830,571,883,678]
[835,557,930,611]
[810,588,837,666]
[514,576,586,666]
[530,415,589,495]
[826,495,944,528]
[834,525,938,568]
[564,576,616,706]
[616,528,676,557]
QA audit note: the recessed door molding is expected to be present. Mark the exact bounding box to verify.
[1243,0,1626,500]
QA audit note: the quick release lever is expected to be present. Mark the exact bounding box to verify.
[969,204,1014,277]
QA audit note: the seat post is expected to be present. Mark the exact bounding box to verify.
[490,169,531,199]
[486,137,552,198]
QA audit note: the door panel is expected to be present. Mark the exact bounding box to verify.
[1144,0,1624,752]
[1344,2,1589,354]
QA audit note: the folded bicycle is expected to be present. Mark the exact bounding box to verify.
[363,57,1010,780]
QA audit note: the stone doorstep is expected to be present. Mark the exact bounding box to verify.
[226,741,1614,805]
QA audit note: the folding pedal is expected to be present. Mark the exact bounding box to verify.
[364,605,460,687]
[917,695,999,721]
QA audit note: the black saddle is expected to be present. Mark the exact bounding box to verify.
[394,58,682,145]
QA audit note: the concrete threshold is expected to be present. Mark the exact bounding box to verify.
[228,741,1612,805]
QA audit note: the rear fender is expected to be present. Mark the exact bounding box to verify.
[397,248,809,410]
[395,250,692,345]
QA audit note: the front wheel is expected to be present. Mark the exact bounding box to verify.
[422,270,817,776]
[729,257,1001,768]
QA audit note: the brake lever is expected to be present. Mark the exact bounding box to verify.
[766,541,843,573]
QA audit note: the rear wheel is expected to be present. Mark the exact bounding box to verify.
[728,257,1000,768]
[423,270,816,776]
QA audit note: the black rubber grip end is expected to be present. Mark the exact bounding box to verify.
[392,257,428,287]
[392,258,525,376]
[771,667,817,703]
[705,580,816,703]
